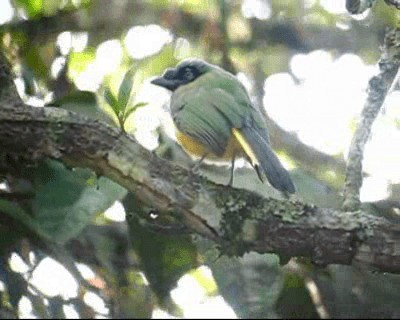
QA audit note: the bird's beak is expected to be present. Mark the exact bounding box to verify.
[151,76,171,88]
[151,68,180,91]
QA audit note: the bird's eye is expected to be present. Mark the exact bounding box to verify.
[184,68,194,80]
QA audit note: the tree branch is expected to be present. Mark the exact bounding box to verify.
[0,105,399,273]
[343,28,400,211]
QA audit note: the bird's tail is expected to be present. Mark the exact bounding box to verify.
[232,127,295,193]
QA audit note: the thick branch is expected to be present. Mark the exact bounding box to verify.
[343,28,400,211]
[0,105,399,273]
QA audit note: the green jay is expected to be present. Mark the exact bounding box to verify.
[151,58,295,194]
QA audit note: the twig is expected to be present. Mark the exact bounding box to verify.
[343,28,400,211]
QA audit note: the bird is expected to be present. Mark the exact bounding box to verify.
[151,58,295,194]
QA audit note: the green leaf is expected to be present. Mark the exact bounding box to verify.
[24,46,49,80]
[210,253,283,318]
[275,272,319,318]
[30,293,50,319]
[123,101,148,122]
[7,271,28,309]
[48,296,65,319]
[42,0,62,16]
[32,160,127,243]
[0,199,47,239]
[118,67,137,114]
[68,50,96,76]
[14,0,44,18]
[104,87,119,114]
[124,194,198,309]
[130,217,198,302]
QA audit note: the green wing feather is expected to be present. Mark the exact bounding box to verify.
[171,77,270,157]
[171,87,232,156]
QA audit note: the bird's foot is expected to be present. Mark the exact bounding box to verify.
[189,153,208,175]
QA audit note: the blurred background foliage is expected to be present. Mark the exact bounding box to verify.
[0,0,400,318]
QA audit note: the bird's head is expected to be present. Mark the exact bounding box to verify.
[151,58,211,91]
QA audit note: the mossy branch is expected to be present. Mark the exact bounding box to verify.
[0,105,399,273]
